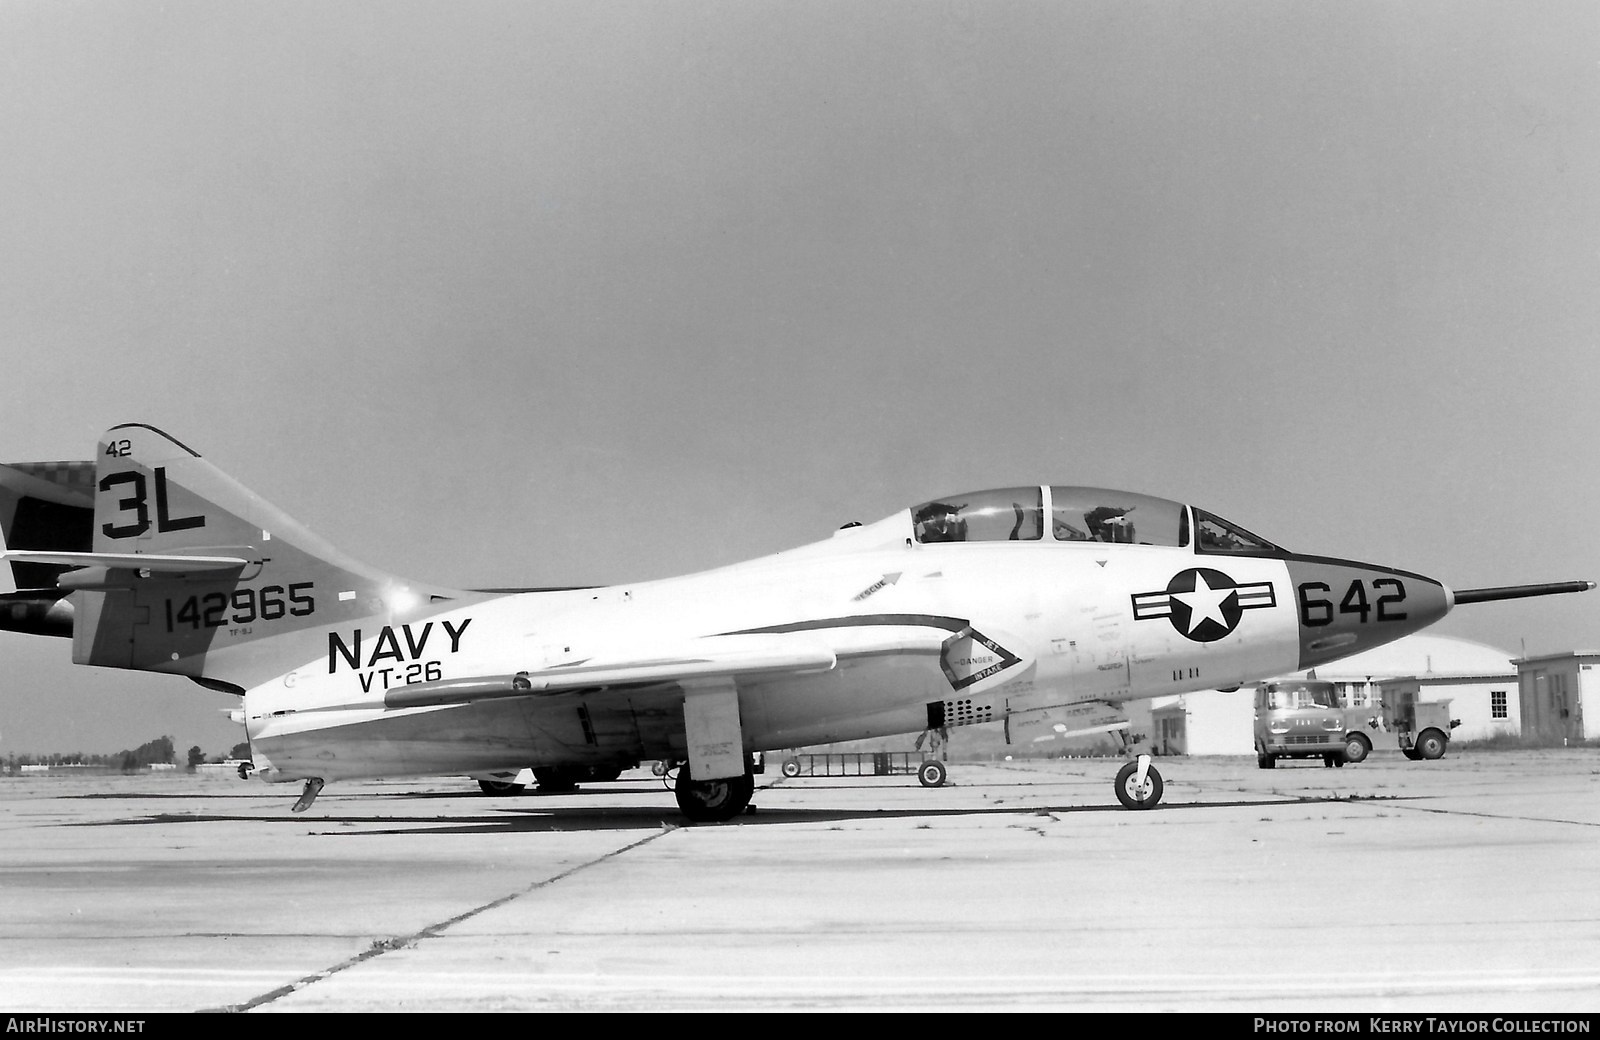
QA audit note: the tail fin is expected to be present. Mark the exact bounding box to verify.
[9,424,471,691]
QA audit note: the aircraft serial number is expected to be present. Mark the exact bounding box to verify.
[1296,578,1406,627]
[164,583,315,631]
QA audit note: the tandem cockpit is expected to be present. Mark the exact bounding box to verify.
[907,486,1284,556]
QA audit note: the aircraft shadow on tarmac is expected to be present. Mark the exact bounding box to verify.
[61,789,1416,836]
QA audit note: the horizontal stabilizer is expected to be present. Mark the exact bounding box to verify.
[3,550,257,573]
[383,635,839,709]
[2,550,259,590]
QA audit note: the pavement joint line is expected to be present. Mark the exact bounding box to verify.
[202,824,681,1013]
[1357,801,1600,827]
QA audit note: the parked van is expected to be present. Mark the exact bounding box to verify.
[1253,679,1348,768]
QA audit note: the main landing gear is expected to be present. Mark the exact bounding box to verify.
[672,762,755,822]
[1114,755,1163,810]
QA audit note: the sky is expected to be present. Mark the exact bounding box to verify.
[1,0,1596,758]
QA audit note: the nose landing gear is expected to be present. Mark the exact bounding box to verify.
[1114,755,1163,810]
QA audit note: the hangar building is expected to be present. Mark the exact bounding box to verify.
[1137,633,1521,757]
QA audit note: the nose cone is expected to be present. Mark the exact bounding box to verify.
[1285,558,1451,671]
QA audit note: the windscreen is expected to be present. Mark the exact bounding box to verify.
[1193,507,1282,554]
[1263,683,1340,710]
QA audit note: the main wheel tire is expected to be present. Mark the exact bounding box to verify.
[1402,747,1424,761]
[917,759,947,788]
[1415,729,1447,760]
[1114,760,1163,810]
[477,778,526,796]
[1343,734,1371,764]
[780,757,802,778]
[674,767,754,822]
[1257,753,1275,769]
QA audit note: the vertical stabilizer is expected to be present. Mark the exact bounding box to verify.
[56,423,473,690]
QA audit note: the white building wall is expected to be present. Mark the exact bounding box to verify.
[1183,690,1254,755]
[1422,680,1519,741]
[1149,690,1254,756]
[1585,665,1600,741]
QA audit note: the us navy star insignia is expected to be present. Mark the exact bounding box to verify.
[1130,568,1276,642]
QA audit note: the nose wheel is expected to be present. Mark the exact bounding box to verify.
[1114,756,1163,810]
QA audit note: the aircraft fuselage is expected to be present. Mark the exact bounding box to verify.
[241,507,1447,783]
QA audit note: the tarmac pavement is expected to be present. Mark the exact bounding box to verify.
[0,749,1597,1013]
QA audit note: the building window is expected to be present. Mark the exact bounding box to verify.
[1491,690,1507,719]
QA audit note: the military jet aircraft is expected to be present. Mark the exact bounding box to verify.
[0,424,1590,819]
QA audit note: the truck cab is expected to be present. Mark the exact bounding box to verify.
[1253,679,1349,769]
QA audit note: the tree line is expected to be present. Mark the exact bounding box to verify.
[6,737,252,771]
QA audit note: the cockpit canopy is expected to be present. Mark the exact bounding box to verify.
[909,486,1282,554]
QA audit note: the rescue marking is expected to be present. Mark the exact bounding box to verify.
[852,572,902,601]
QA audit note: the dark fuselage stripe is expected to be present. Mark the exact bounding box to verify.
[721,614,970,637]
